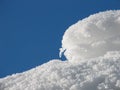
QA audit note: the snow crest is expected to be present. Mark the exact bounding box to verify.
[0,10,120,90]
[60,10,120,62]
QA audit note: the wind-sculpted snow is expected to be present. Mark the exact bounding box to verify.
[0,10,120,90]
[60,10,120,62]
[0,52,120,90]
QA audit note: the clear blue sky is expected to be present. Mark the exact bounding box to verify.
[0,0,120,78]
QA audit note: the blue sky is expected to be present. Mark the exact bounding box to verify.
[0,0,120,78]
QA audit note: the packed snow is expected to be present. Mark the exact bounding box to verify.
[0,10,120,90]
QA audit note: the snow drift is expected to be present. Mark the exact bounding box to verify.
[0,10,120,90]
[1,52,120,90]
[60,10,120,62]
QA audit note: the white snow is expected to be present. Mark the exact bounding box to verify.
[0,10,120,90]
[1,52,120,90]
[60,10,120,63]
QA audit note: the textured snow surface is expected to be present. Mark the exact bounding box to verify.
[60,10,120,62]
[1,52,120,90]
[0,10,120,90]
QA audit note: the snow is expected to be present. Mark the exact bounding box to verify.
[0,10,120,90]
[1,52,120,90]
[60,10,120,62]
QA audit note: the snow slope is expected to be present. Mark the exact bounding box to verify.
[0,10,120,90]
[0,52,120,90]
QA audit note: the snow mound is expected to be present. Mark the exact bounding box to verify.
[0,10,120,90]
[60,10,120,62]
[0,51,120,90]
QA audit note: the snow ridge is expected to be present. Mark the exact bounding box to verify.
[0,10,120,90]
[60,10,120,62]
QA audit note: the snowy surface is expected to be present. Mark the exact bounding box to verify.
[0,10,120,90]
[60,10,120,62]
[1,52,120,90]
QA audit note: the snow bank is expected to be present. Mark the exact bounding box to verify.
[0,52,120,90]
[0,10,120,90]
[60,10,120,62]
